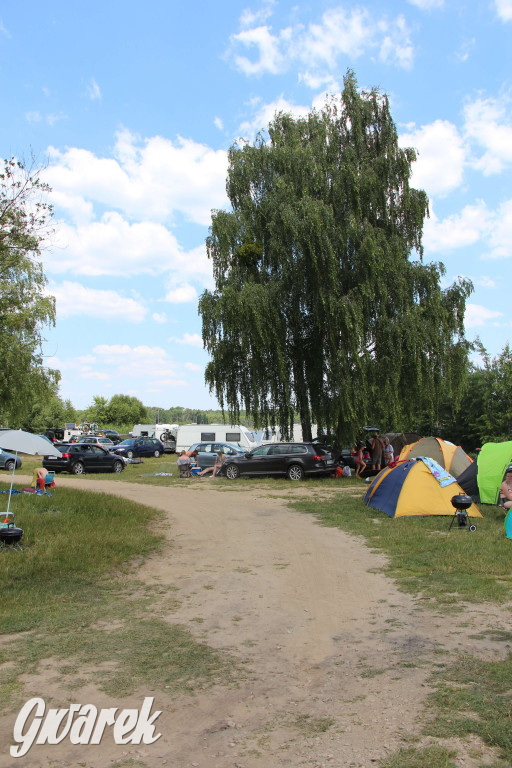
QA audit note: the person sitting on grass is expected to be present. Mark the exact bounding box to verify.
[198,451,225,478]
[499,468,512,511]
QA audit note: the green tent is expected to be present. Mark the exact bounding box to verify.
[477,441,512,504]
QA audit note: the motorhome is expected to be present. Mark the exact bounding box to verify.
[175,424,258,453]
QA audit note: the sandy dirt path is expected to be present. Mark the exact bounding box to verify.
[1,477,509,768]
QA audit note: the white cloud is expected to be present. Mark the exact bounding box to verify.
[228,6,415,78]
[214,116,224,131]
[172,333,203,347]
[423,201,491,252]
[399,120,466,196]
[464,95,512,175]
[464,304,503,328]
[407,0,444,8]
[238,95,312,140]
[46,129,229,227]
[152,312,167,324]
[185,362,202,371]
[240,1,275,28]
[47,113,67,126]
[487,199,512,259]
[494,0,512,22]
[475,276,497,288]
[26,111,42,123]
[47,281,147,321]
[164,284,198,303]
[93,344,182,379]
[87,78,101,100]
[46,212,211,280]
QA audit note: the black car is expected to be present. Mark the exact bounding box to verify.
[221,442,335,480]
[101,429,122,444]
[42,443,125,475]
[111,437,164,459]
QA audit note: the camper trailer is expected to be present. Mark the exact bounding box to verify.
[175,424,258,453]
[132,424,177,453]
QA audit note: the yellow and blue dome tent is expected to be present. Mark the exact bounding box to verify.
[399,436,472,478]
[364,457,482,519]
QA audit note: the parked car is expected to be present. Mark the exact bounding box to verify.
[101,429,122,444]
[0,448,22,472]
[76,435,115,448]
[111,437,164,459]
[187,441,247,469]
[42,444,125,475]
[221,442,335,480]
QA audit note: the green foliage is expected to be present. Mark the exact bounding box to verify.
[0,156,59,424]
[415,342,512,451]
[18,392,77,433]
[199,71,473,444]
[82,393,148,432]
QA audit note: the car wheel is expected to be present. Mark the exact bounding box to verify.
[287,464,305,481]
[126,450,134,459]
[4,460,15,472]
[113,461,124,473]
[71,462,85,475]
[153,450,161,458]
[225,464,240,480]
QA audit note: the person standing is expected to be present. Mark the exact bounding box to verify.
[383,437,394,467]
[371,432,384,471]
[355,443,366,477]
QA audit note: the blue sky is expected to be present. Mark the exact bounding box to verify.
[1,0,511,411]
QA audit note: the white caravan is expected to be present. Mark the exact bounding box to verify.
[175,424,258,453]
[132,424,178,440]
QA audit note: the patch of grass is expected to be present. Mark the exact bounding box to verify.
[0,484,238,712]
[381,745,458,768]
[423,653,512,762]
[287,713,335,735]
[0,486,164,633]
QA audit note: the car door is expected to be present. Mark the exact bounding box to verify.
[267,444,292,474]
[89,445,111,471]
[243,444,273,474]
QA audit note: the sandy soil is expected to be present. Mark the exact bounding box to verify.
[1,477,510,768]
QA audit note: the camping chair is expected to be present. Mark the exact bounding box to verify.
[177,458,192,478]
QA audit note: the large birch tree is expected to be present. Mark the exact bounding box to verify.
[0,157,58,424]
[199,72,472,444]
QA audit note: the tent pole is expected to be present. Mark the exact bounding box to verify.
[6,450,18,517]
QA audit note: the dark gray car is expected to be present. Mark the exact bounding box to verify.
[221,442,335,480]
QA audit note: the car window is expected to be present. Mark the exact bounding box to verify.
[203,444,214,453]
[291,445,308,454]
[251,445,271,456]
[91,446,105,454]
[269,445,291,455]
